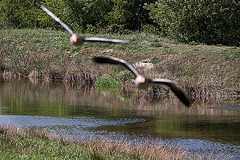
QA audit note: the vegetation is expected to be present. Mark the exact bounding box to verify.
[95,76,121,86]
[0,29,239,101]
[145,0,240,46]
[0,2,238,157]
[0,0,239,46]
[0,0,155,32]
[0,124,232,159]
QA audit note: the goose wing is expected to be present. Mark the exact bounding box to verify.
[151,79,191,107]
[41,5,74,35]
[93,57,138,76]
[84,37,129,43]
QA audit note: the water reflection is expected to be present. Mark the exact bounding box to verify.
[212,106,240,111]
[0,78,240,159]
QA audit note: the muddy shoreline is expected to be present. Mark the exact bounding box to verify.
[0,71,238,104]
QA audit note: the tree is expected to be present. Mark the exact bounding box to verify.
[146,0,240,46]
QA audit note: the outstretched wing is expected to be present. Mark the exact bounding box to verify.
[40,5,74,35]
[84,37,129,43]
[93,57,138,76]
[41,5,129,44]
[151,79,191,107]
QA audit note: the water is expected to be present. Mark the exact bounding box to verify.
[0,78,239,159]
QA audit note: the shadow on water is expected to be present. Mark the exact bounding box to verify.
[0,78,240,159]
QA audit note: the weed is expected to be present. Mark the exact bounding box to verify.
[95,76,121,86]
[150,42,162,47]
[188,41,198,46]
[95,85,121,93]
[149,57,161,64]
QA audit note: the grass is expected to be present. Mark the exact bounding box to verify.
[0,28,239,101]
[95,76,121,86]
[0,124,232,160]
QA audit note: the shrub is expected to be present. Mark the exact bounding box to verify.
[0,0,40,28]
[0,0,156,33]
[0,0,72,30]
[145,0,240,46]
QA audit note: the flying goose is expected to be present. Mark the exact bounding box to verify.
[40,5,129,46]
[93,56,191,107]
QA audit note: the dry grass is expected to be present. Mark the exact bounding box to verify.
[0,124,232,159]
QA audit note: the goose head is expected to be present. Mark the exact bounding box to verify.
[132,75,151,89]
[70,33,84,46]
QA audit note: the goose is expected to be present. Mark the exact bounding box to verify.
[93,56,191,107]
[40,5,129,46]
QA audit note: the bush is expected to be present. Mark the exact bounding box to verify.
[64,0,156,32]
[0,0,156,33]
[0,0,72,30]
[145,0,240,46]
[63,0,113,32]
[0,0,40,28]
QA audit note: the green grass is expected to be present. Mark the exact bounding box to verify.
[0,28,239,100]
[95,76,121,86]
[0,135,89,159]
[0,125,122,159]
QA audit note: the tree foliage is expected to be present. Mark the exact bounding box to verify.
[0,0,239,46]
[0,0,155,32]
[145,0,240,46]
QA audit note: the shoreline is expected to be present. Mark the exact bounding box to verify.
[0,29,239,102]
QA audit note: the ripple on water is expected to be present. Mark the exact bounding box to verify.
[166,138,240,159]
[0,115,146,134]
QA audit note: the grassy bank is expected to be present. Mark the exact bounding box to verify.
[0,124,231,159]
[0,29,239,101]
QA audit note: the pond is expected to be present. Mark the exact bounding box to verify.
[0,78,239,159]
